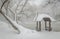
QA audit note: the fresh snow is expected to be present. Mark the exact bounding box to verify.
[0,14,60,39]
[0,21,36,39]
[23,32,60,39]
[1,21,60,39]
[34,14,56,21]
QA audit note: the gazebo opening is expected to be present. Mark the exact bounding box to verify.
[43,17,52,31]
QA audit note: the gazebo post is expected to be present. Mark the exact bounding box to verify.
[36,21,38,31]
[39,21,41,31]
[36,21,41,31]
[49,21,51,31]
[45,21,47,30]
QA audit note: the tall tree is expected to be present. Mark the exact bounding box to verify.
[0,0,20,34]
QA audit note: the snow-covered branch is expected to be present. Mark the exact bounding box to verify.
[1,0,8,9]
[19,0,28,13]
[0,0,20,34]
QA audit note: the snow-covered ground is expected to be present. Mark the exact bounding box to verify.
[0,21,60,39]
[0,13,60,39]
[0,21,36,39]
[1,21,60,39]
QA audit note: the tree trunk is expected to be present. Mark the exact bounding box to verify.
[0,9,20,34]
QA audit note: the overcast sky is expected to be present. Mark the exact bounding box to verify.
[29,0,48,6]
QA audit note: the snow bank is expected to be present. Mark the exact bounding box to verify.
[6,15,37,33]
[0,21,10,31]
[0,14,60,39]
[0,20,37,39]
[23,32,60,39]
[0,18,60,39]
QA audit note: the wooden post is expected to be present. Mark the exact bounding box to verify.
[49,21,51,31]
[45,21,47,30]
[39,21,41,31]
[36,21,41,31]
[36,21,38,31]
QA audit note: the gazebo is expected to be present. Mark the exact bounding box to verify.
[34,14,56,31]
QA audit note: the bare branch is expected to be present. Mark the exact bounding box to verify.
[19,0,28,13]
[8,8,15,14]
[0,0,20,34]
[14,0,23,23]
[1,0,8,9]
[15,0,23,12]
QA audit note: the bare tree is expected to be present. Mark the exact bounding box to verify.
[8,0,29,23]
[0,0,20,34]
[0,0,29,34]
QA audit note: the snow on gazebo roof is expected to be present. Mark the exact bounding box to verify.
[34,14,56,21]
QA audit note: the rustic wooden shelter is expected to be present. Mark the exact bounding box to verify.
[34,14,56,31]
